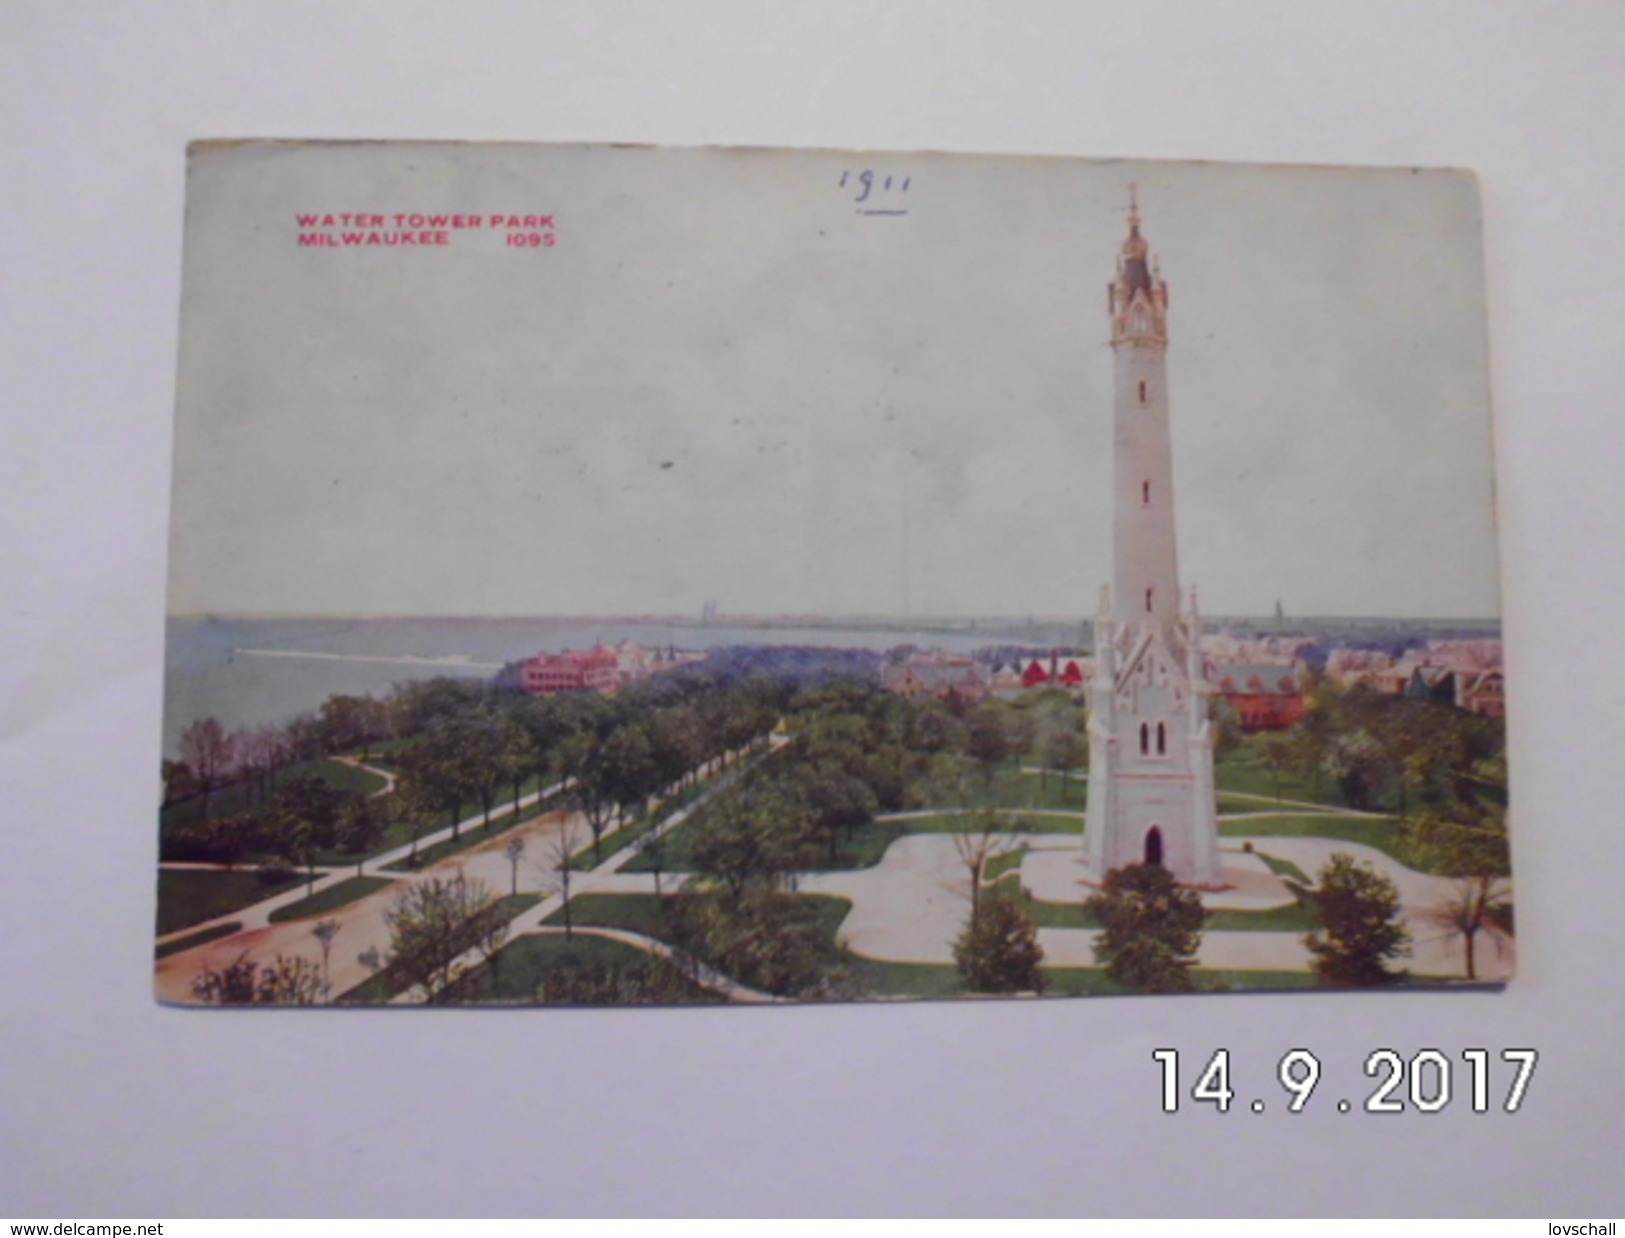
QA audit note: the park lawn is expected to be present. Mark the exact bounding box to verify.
[623,806,1079,878]
[543,891,670,939]
[1216,791,1327,814]
[982,848,1028,883]
[542,891,859,996]
[895,762,1089,814]
[448,933,724,1004]
[155,920,242,959]
[898,811,1084,835]
[156,868,315,935]
[1214,746,1338,807]
[378,789,557,872]
[1249,849,1312,885]
[1205,900,1319,933]
[588,808,669,868]
[1194,969,1320,992]
[334,892,544,1004]
[267,876,395,924]
[849,959,1321,999]
[160,757,388,834]
[1219,812,1430,871]
[986,765,1089,811]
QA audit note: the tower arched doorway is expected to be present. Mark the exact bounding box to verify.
[1144,826,1164,867]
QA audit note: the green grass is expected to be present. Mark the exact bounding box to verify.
[1217,790,1335,815]
[156,868,315,935]
[982,848,1028,883]
[379,791,556,872]
[1250,849,1312,885]
[1205,900,1319,933]
[334,892,544,1003]
[543,891,670,938]
[985,766,1089,811]
[155,921,242,959]
[446,933,724,1004]
[1218,812,1429,870]
[267,876,395,924]
[1194,969,1320,992]
[896,811,1084,835]
[1018,892,1102,930]
[588,806,671,868]
[161,758,387,834]
[541,891,857,997]
[1214,747,1338,806]
[622,806,1081,879]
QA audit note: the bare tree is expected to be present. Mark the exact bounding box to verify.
[504,835,526,897]
[312,918,339,1002]
[1422,876,1512,982]
[542,820,585,938]
[179,717,236,820]
[952,811,1020,920]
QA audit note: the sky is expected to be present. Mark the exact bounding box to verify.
[167,143,1502,620]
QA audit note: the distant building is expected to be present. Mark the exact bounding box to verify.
[880,651,991,704]
[520,644,620,695]
[1211,663,1306,731]
[1456,669,1506,718]
[1019,651,1089,690]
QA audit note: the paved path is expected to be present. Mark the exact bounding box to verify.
[331,755,397,799]
[158,747,1510,999]
[155,741,775,1004]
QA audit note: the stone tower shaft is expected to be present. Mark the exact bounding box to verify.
[1109,193,1180,627]
[1086,191,1220,886]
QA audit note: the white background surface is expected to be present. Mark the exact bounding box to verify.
[2,1,1622,1219]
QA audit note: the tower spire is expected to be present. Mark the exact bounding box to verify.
[1087,193,1220,886]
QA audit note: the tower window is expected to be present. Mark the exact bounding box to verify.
[1156,721,1167,755]
[1139,722,1150,755]
[1145,587,1153,613]
[1139,380,1147,403]
[1142,480,1151,505]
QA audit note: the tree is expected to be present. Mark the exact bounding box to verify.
[602,721,660,827]
[1422,877,1512,983]
[1040,723,1088,804]
[954,893,1047,994]
[1085,863,1206,993]
[562,732,619,862]
[1402,763,1511,981]
[161,758,198,807]
[312,918,339,1002]
[1303,852,1411,987]
[178,717,235,820]
[664,884,844,998]
[544,820,584,938]
[1208,697,1244,760]
[335,798,384,876]
[952,812,1017,920]
[503,835,526,897]
[397,734,470,843]
[270,773,345,850]
[690,783,818,901]
[381,872,507,1004]
[965,706,1010,788]
[792,760,879,863]
[191,951,323,1005]
[1254,731,1297,802]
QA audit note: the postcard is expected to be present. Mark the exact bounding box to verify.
[157,141,1511,1005]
